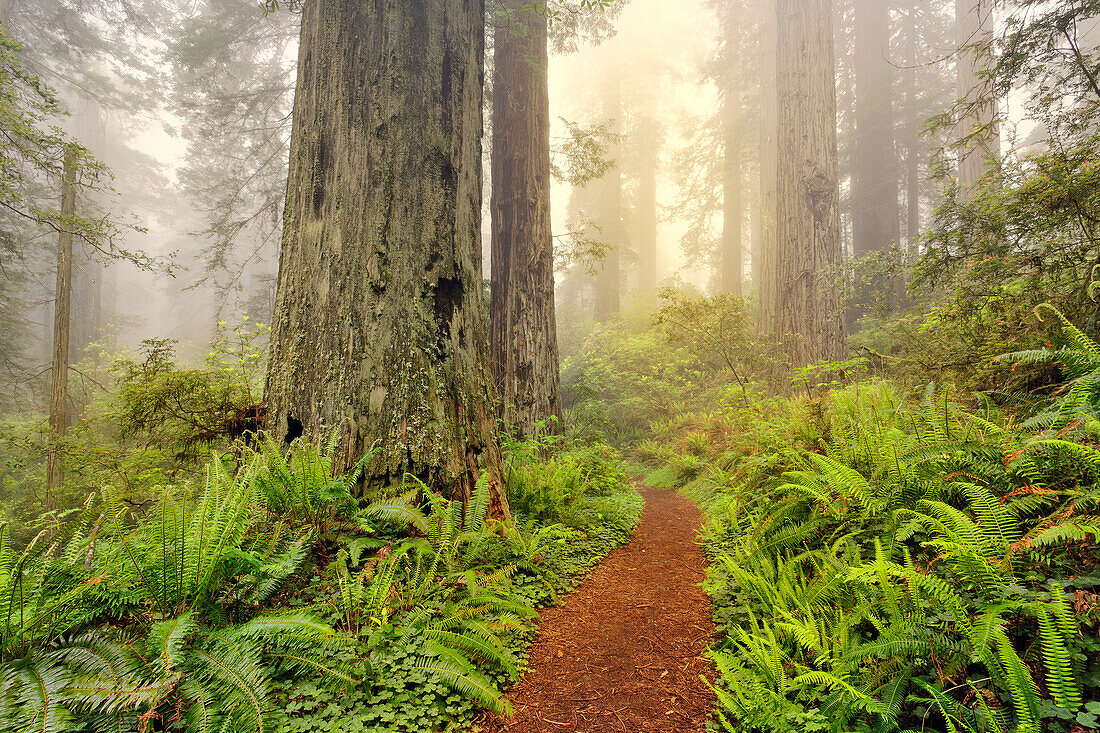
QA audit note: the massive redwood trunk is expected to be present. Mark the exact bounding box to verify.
[490,0,562,438]
[772,0,845,363]
[265,0,508,516]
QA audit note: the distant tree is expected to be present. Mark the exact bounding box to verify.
[632,103,661,296]
[758,0,778,330]
[954,0,999,200]
[670,0,755,297]
[593,59,624,321]
[0,29,147,513]
[169,1,298,314]
[851,0,901,265]
[265,0,509,515]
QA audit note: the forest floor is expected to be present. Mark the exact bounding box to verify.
[478,482,716,733]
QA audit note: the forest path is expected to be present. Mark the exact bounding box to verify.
[479,482,716,732]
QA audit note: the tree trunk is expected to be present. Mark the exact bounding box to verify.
[772,0,845,363]
[955,0,999,201]
[47,147,77,515]
[851,0,900,258]
[265,0,509,518]
[594,66,622,321]
[71,100,106,362]
[721,101,743,296]
[904,0,921,259]
[0,0,10,28]
[634,111,659,298]
[489,0,562,438]
[849,0,901,319]
[757,0,778,330]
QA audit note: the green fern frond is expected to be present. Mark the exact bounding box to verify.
[415,640,509,715]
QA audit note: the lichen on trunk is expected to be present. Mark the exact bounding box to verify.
[266,0,509,518]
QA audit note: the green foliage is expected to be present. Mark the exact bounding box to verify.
[112,325,267,467]
[646,376,1100,733]
[0,441,354,732]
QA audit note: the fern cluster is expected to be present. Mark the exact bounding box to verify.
[0,442,354,732]
[656,377,1100,733]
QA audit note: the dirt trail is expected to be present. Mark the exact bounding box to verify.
[479,483,716,732]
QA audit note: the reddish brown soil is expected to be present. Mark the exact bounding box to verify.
[478,483,716,733]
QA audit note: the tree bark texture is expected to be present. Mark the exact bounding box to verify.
[594,67,622,321]
[955,0,999,201]
[852,0,900,257]
[47,147,77,512]
[772,0,845,363]
[757,0,778,330]
[489,0,562,437]
[265,0,508,516]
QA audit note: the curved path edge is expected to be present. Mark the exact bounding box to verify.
[479,481,716,732]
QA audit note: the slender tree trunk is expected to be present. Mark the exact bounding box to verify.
[772,0,845,363]
[905,0,921,259]
[757,0,778,330]
[489,0,562,437]
[265,0,509,518]
[955,0,999,200]
[0,0,11,28]
[594,65,622,321]
[71,100,105,361]
[721,103,743,295]
[635,111,659,298]
[47,147,77,515]
[750,202,761,292]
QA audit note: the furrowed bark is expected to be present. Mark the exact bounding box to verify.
[772,0,845,363]
[489,0,563,438]
[266,0,509,518]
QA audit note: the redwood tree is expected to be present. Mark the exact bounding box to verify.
[490,0,562,437]
[265,0,508,514]
[594,64,623,321]
[771,0,845,362]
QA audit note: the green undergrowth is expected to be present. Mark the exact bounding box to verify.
[0,432,641,732]
[645,367,1100,732]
